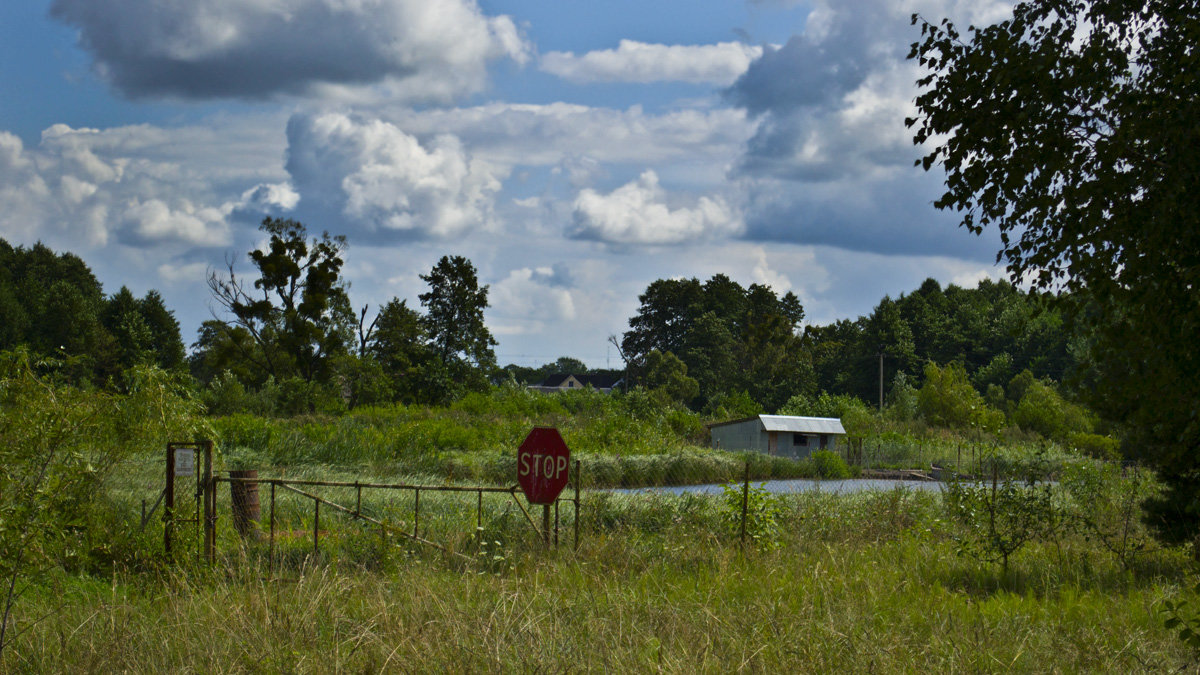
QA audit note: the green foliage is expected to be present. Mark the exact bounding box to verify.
[206,217,353,383]
[720,481,784,549]
[1060,461,1158,569]
[419,255,496,372]
[1011,379,1093,441]
[641,349,699,405]
[943,461,1055,576]
[703,390,763,420]
[0,240,186,386]
[1163,580,1200,657]
[1066,432,1120,462]
[810,450,851,479]
[918,362,1004,433]
[0,354,208,651]
[621,275,813,411]
[910,2,1200,542]
[885,372,920,422]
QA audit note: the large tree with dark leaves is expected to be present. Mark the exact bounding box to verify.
[418,256,497,399]
[909,1,1200,540]
[207,217,354,383]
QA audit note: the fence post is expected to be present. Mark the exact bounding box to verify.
[314,499,320,555]
[574,459,581,552]
[203,440,215,564]
[741,460,750,545]
[269,481,276,575]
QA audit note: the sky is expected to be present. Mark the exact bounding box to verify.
[0,0,1016,369]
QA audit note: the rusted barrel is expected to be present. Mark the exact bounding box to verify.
[229,469,261,538]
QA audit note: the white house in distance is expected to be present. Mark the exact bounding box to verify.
[527,373,623,394]
[708,415,847,459]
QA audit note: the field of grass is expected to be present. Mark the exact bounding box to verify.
[3,376,1193,672]
[5,472,1197,672]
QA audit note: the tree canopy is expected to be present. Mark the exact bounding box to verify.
[909,1,1200,539]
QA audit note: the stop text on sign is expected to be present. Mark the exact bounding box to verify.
[517,426,570,504]
[519,453,569,481]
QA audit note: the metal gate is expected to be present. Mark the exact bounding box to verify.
[154,441,580,564]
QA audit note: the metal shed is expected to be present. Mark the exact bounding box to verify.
[708,415,846,459]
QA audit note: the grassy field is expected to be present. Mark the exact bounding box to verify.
[4,476,1196,673]
[2,378,1191,672]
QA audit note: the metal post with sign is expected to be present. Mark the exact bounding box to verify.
[517,427,571,549]
[164,441,213,561]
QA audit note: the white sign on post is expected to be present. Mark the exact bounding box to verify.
[175,448,195,477]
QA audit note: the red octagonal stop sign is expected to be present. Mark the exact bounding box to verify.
[518,427,570,504]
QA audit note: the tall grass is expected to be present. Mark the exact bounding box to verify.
[4,485,1191,672]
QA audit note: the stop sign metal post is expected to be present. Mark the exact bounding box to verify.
[517,427,570,548]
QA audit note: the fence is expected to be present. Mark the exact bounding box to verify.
[145,436,1019,566]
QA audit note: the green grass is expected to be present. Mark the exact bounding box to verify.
[4,478,1195,672]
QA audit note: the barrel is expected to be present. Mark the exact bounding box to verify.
[229,469,261,538]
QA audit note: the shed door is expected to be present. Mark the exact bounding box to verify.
[767,432,777,456]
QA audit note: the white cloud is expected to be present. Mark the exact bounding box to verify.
[238,182,300,212]
[489,267,576,336]
[541,40,763,85]
[383,103,753,168]
[570,170,743,246]
[50,0,530,102]
[285,112,505,239]
[157,261,211,285]
[0,125,265,250]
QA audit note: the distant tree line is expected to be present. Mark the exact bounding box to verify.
[0,238,185,386]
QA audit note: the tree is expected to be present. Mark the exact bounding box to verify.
[418,256,497,394]
[641,349,699,405]
[207,217,353,383]
[909,2,1200,540]
[368,298,430,402]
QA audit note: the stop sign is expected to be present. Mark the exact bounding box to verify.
[517,427,570,504]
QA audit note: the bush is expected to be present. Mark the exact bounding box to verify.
[1066,432,1121,461]
[811,450,851,479]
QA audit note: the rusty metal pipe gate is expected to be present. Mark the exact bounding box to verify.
[162,442,582,564]
[207,462,582,565]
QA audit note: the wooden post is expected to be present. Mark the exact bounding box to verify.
[740,460,750,545]
[269,481,276,575]
[164,444,175,559]
[313,500,320,555]
[203,440,215,564]
[574,459,581,552]
[542,504,551,550]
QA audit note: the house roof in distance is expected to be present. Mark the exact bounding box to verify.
[536,373,622,389]
[708,415,847,435]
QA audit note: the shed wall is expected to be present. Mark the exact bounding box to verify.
[710,420,766,453]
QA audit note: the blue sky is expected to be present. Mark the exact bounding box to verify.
[0,0,1014,368]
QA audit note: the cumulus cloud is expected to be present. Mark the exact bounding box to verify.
[541,40,763,85]
[489,266,577,336]
[570,171,743,246]
[383,103,753,168]
[0,126,247,250]
[50,0,529,101]
[285,112,505,239]
[238,182,300,213]
[722,0,1015,257]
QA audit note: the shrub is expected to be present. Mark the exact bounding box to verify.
[719,481,784,549]
[943,462,1055,577]
[1066,432,1121,461]
[811,449,851,479]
